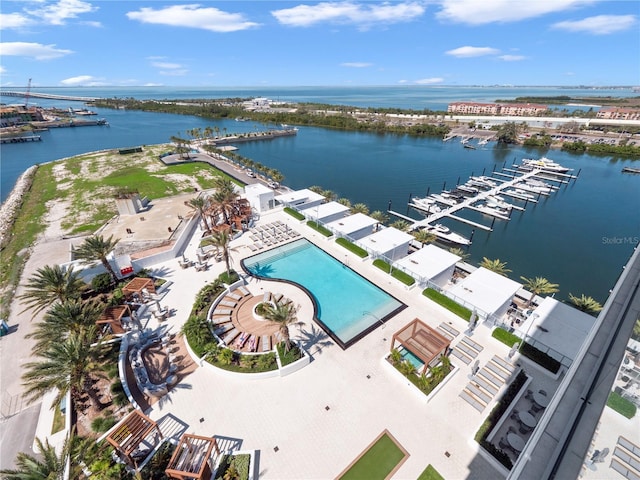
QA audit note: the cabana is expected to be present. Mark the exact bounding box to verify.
[97,305,133,335]
[165,433,220,480]
[274,188,324,210]
[356,227,413,261]
[122,277,156,302]
[244,183,275,213]
[446,267,522,320]
[391,318,451,375]
[394,244,460,288]
[303,201,350,224]
[520,297,597,364]
[106,410,163,469]
[325,213,378,240]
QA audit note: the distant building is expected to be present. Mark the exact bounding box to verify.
[447,102,548,117]
[0,106,44,127]
[596,107,640,120]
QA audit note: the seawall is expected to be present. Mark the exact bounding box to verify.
[0,165,38,249]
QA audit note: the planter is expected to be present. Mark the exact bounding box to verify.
[252,302,274,321]
[213,450,257,480]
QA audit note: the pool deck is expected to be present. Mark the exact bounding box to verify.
[134,207,528,479]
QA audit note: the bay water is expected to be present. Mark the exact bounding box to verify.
[1,86,638,303]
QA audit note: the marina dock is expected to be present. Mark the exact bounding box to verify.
[0,135,42,144]
[207,128,298,146]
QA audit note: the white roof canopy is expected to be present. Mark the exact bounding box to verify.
[325,213,378,236]
[395,245,460,281]
[305,201,350,222]
[244,183,272,195]
[448,267,521,316]
[274,188,324,207]
[357,227,413,256]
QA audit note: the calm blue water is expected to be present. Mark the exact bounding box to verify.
[242,239,404,347]
[1,85,638,303]
[400,347,425,370]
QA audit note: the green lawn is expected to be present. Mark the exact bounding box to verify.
[417,464,445,480]
[336,237,368,258]
[339,432,407,480]
[607,391,637,419]
[422,288,472,321]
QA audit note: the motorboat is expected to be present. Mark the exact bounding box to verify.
[520,157,572,173]
[485,194,513,210]
[508,188,537,200]
[410,197,442,213]
[431,193,460,206]
[474,202,511,219]
[469,176,498,188]
[523,179,554,194]
[424,224,471,246]
[455,184,480,196]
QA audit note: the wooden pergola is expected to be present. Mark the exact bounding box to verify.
[122,277,156,302]
[96,304,132,335]
[105,410,163,469]
[165,433,220,480]
[391,318,451,375]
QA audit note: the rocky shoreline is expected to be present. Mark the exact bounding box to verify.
[0,165,38,250]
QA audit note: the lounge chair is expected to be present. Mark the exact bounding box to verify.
[213,308,232,315]
[211,315,231,325]
[227,292,242,301]
[235,332,250,348]
[219,300,236,308]
[261,335,271,352]
[247,335,257,352]
[222,328,239,344]
[239,286,250,296]
[248,244,258,252]
[272,293,284,303]
[263,292,272,302]
[215,323,234,336]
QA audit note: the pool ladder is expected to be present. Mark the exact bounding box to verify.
[363,311,385,329]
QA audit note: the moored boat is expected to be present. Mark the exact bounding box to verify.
[424,224,471,246]
[519,157,572,173]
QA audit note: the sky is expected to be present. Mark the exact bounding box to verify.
[0,0,639,88]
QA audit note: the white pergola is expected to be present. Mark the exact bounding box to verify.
[446,267,522,319]
[394,245,460,288]
[356,227,413,261]
[303,201,350,223]
[274,189,324,210]
[325,213,378,240]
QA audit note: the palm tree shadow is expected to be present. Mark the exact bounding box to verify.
[298,323,333,359]
[249,262,274,277]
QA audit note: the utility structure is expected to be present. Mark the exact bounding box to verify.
[24,78,32,107]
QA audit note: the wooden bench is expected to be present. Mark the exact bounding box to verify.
[492,355,515,372]
[476,369,503,388]
[460,336,484,354]
[466,383,492,404]
[619,437,640,458]
[610,457,640,480]
[459,390,485,412]
[615,446,640,473]
[451,348,472,365]
[438,322,460,339]
[472,374,499,395]
[485,362,510,381]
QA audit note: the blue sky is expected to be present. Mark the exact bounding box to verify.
[1,0,638,87]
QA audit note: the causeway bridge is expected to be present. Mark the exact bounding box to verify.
[0,91,99,102]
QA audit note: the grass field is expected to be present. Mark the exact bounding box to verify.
[339,432,407,480]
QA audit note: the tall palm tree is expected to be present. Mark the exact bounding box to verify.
[203,230,233,276]
[568,293,603,315]
[263,299,299,352]
[308,185,324,194]
[520,276,559,307]
[350,203,370,215]
[412,229,436,247]
[390,219,411,232]
[26,299,104,355]
[449,247,470,262]
[210,178,239,226]
[74,234,120,285]
[0,434,85,480]
[479,257,511,277]
[22,328,106,408]
[19,264,85,316]
[321,189,337,202]
[370,211,389,227]
[186,195,212,233]
[337,198,352,208]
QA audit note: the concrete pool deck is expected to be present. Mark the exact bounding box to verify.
[134,207,539,479]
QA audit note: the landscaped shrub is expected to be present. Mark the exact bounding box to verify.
[136,441,175,480]
[110,380,128,407]
[182,315,215,357]
[373,259,391,273]
[284,207,304,221]
[388,351,452,396]
[492,327,521,348]
[277,342,303,366]
[91,416,117,433]
[336,237,368,258]
[373,259,416,285]
[91,273,113,293]
[474,370,528,470]
[422,288,472,321]
[215,453,251,480]
[306,221,332,237]
[219,270,239,285]
[607,391,637,418]
[520,342,561,374]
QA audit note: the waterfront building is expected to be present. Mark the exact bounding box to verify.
[447,102,548,117]
[596,106,640,120]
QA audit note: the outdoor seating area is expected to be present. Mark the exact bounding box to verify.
[106,410,164,470]
[390,318,451,375]
[165,433,220,480]
[247,220,300,251]
[122,277,156,303]
[97,305,137,336]
[129,330,180,399]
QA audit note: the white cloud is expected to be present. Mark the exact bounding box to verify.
[446,46,499,58]
[31,0,98,26]
[80,20,102,28]
[159,69,189,77]
[0,65,6,74]
[127,4,259,32]
[436,0,595,25]
[498,54,525,61]
[414,77,444,84]
[0,42,73,60]
[0,12,34,30]
[151,61,183,69]
[552,14,636,34]
[60,75,105,86]
[272,1,425,28]
[341,62,372,68]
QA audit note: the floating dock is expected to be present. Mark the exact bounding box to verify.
[0,134,42,144]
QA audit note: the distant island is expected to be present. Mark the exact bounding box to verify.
[495,95,640,107]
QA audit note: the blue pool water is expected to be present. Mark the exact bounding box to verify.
[400,347,425,370]
[242,239,405,348]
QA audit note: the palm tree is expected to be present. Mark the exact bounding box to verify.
[350,203,370,215]
[308,185,324,194]
[337,198,352,208]
[186,195,212,233]
[390,219,411,232]
[263,299,299,353]
[479,257,511,276]
[0,434,85,480]
[22,328,106,408]
[18,264,85,317]
[412,229,436,247]
[370,210,389,228]
[74,234,120,285]
[203,230,233,276]
[568,293,603,315]
[321,189,337,202]
[26,299,104,355]
[520,276,559,307]
[210,178,239,226]
[449,247,470,262]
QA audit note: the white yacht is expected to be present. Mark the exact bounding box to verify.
[522,179,554,194]
[474,202,511,219]
[456,184,480,195]
[486,194,513,210]
[410,196,441,214]
[431,193,459,207]
[469,176,498,188]
[520,157,572,173]
[424,224,471,246]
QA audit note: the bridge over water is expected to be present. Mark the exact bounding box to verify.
[0,91,99,102]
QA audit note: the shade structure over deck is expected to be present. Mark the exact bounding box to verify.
[165,433,220,480]
[391,318,450,375]
[105,410,163,469]
[122,277,156,301]
[96,304,132,335]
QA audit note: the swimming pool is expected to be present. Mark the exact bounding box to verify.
[242,239,405,348]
